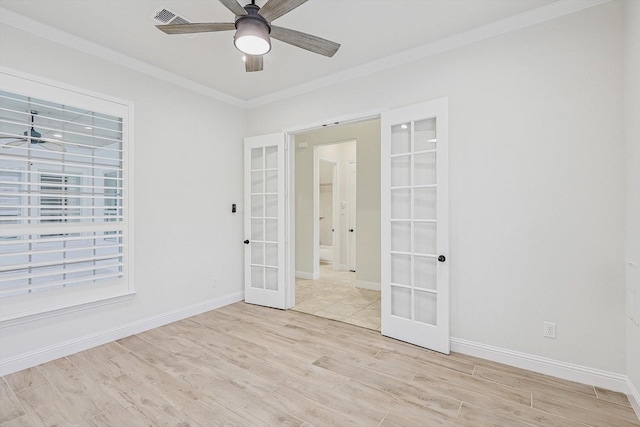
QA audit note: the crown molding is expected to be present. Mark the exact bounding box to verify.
[245,0,611,108]
[1,0,611,110]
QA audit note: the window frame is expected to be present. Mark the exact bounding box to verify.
[0,68,135,326]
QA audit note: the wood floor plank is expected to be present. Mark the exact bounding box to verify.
[377,350,532,406]
[15,382,85,426]
[37,357,120,419]
[179,400,257,427]
[2,368,47,396]
[0,378,24,425]
[2,302,637,426]
[371,340,476,375]
[285,323,381,359]
[179,369,304,426]
[533,387,639,424]
[108,351,200,410]
[105,373,189,425]
[66,342,128,382]
[313,355,462,418]
[0,415,33,427]
[86,403,141,427]
[275,384,383,427]
[474,364,597,397]
[456,403,533,427]
[532,392,640,427]
[252,361,389,425]
[116,334,192,377]
[314,344,419,382]
[596,386,634,407]
[340,379,462,427]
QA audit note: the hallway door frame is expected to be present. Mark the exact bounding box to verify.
[284,110,383,308]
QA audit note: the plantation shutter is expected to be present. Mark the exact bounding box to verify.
[0,89,128,298]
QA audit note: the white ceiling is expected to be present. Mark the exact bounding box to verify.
[1,0,567,104]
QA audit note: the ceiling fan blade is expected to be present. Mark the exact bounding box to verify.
[259,0,308,22]
[157,22,235,35]
[40,141,66,152]
[1,139,26,148]
[271,26,340,57]
[218,0,248,16]
[245,55,263,72]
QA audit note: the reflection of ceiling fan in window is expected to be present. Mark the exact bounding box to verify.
[0,110,66,152]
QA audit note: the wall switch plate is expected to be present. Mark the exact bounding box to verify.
[543,321,556,339]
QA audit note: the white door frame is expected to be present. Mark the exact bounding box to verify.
[347,161,357,272]
[284,110,383,309]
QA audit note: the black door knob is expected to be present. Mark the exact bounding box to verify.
[349,229,354,232]
[438,255,446,262]
[244,240,250,244]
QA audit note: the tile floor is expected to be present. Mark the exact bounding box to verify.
[292,263,381,330]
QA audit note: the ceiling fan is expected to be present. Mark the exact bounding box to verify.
[156,0,341,72]
[0,110,66,152]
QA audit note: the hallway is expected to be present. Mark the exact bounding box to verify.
[292,264,381,330]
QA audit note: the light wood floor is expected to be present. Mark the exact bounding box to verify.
[1,302,638,427]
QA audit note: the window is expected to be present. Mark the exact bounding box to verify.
[0,71,133,322]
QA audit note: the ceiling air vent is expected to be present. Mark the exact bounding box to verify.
[150,6,196,39]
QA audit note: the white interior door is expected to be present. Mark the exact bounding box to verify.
[244,133,287,309]
[348,162,357,272]
[381,98,450,354]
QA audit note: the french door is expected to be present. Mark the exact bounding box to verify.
[244,133,287,309]
[380,98,450,354]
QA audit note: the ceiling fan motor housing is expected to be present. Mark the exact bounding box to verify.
[25,110,43,144]
[234,4,272,55]
[24,128,43,143]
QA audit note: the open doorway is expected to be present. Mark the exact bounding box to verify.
[318,158,338,269]
[290,119,381,330]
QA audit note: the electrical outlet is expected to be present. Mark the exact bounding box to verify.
[212,277,218,288]
[543,321,556,339]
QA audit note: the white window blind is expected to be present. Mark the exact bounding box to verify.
[0,86,128,301]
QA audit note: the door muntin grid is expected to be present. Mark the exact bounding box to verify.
[249,145,279,291]
[389,118,438,326]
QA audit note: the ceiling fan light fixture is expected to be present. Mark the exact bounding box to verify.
[234,17,271,56]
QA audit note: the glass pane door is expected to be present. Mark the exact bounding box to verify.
[244,133,286,309]
[381,99,450,354]
[389,118,438,326]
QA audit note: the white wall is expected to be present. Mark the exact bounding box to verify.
[248,2,627,373]
[0,24,246,370]
[623,0,640,404]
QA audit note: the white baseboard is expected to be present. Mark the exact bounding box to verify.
[356,280,381,291]
[296,271,319,280]
[0,291,244,376]
[629,377,640,420]
[450,337,630,395]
